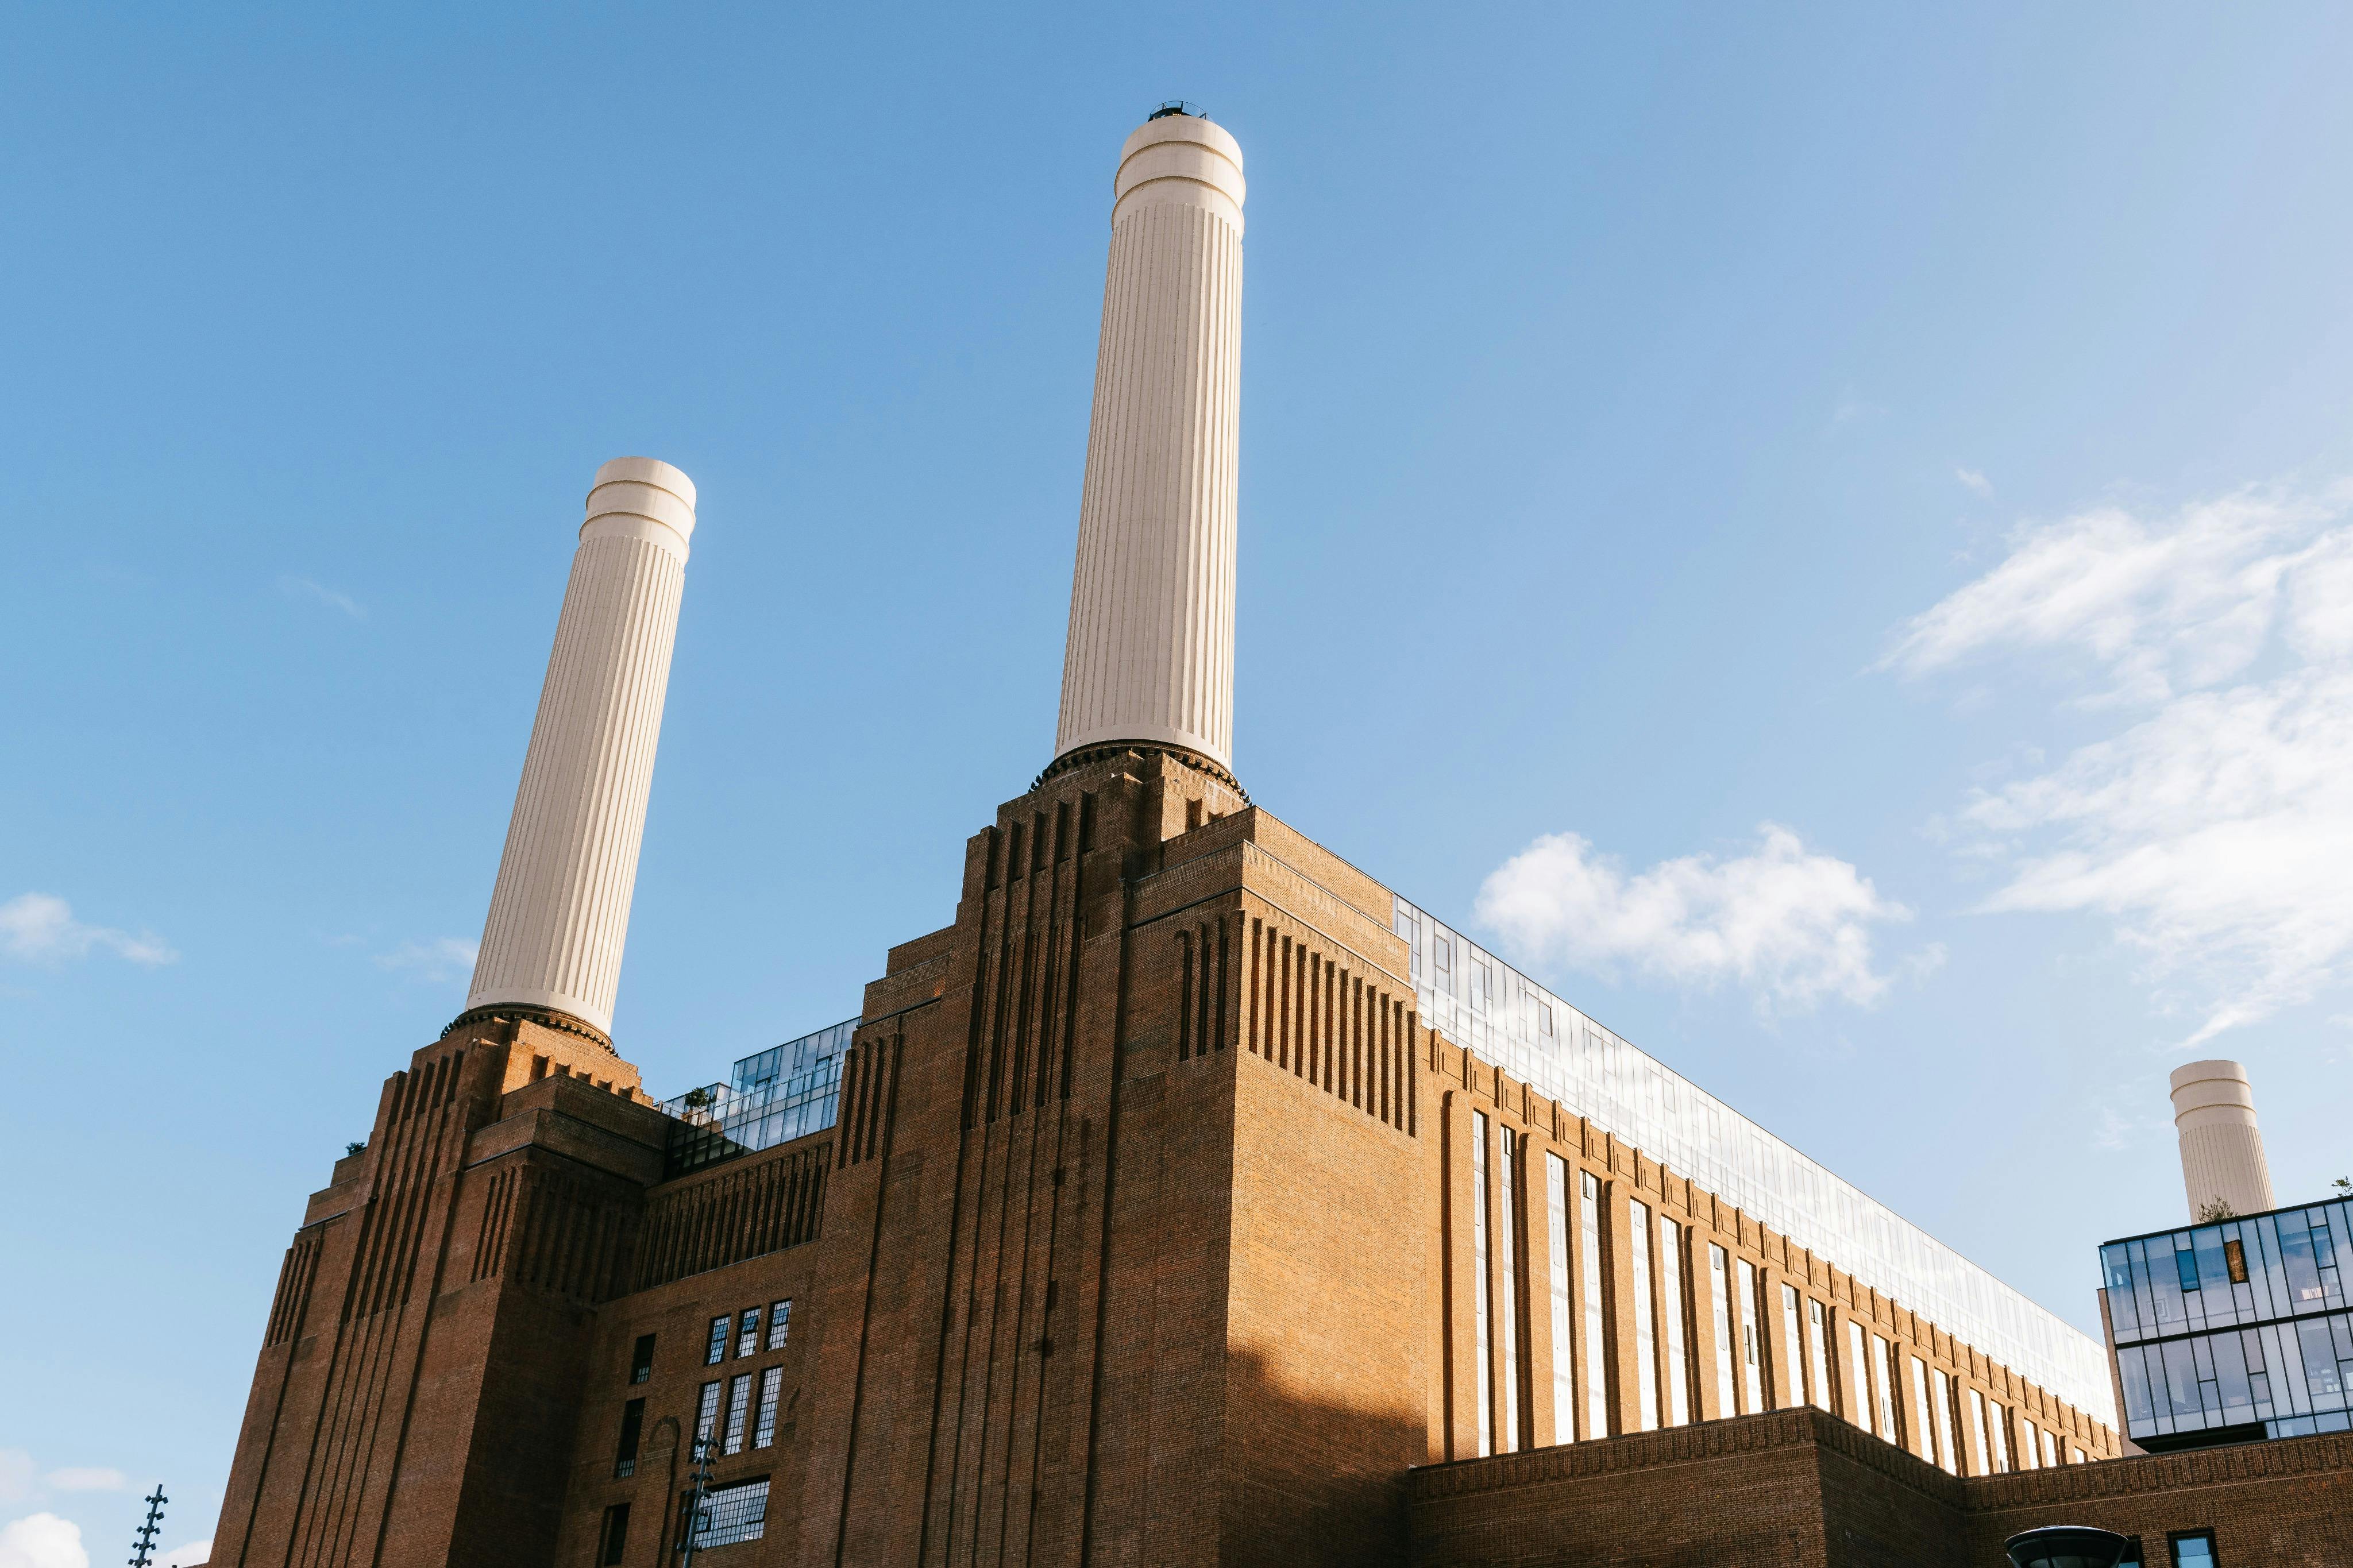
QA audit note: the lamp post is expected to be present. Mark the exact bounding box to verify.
[128,1485,166,1567]
[676,1436,714,1567]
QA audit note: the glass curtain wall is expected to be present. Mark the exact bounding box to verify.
[2103,1198,2353,1444]
[1397,899,2113,1420]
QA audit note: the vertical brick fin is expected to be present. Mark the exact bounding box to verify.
[634,1144,831,1291]
[470,1167,519,1283]
[1176,927,1195,1061]
[1246,917,1264,1057]
[264,1232,323,1346]
[843,1036,902,1166]
[1216,913,1232,1051]
[1236,928,1419,1136]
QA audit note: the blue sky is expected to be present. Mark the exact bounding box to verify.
[6,4,2353,1561]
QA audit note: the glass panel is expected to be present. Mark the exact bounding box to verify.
[659,1019,854,1180]
[2119,1345,2156,1428]
[766,1299,793,1351]
[753,1366,783,1449]
[2282,1215,2326,1308]
[1737,1260,1764,1414]
[1660,1216,1690,1427]
[1630,1199,1658,1432]
[705,1315,729,1366]
[1547,1155,1576,1440]
[1969,1387,1991,1474]
[1931,1368,1957,1473]
[1581,1171,1608,1438]
[1872,1335,1898,1442]
[736,1308,761,1360]
[1498,1129,1522,1452]
[2300,1318,2346,1408]
[1708,1245,1737,1420]
[2103,1245,2140,1338]
[687,1479,769,1550]
[1806,1299,1832,1414]
[722,1374,751,1455]
[1781,1285,1806,1409]
[2162,1339,2203,1420]
[1472,1112,1492,1457]
[2171,1532,2215,1567]
[1911,1357,1934,1462]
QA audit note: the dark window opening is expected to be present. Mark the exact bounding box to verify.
[630,1333,655,1384]
[614,1399,644,1478]
[598,1503,630,1567]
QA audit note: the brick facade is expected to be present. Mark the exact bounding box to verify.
[205,751,2325,1568]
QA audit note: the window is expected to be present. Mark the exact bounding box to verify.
[766,1299,793,1351]
[1780,1285,1806,1409]
[630,1333,655,1385]
[1871,1334,1897,1443]
[1910,1357,1935,1462]
[1806,1299,1832,1413]
[736,1307,762,1358]
[614,1398,645,1478]
[1736,1259,1765,1414]
[2223,1238,2249,1284]
[723,1373,753,1455]
[1471,1112,1493,1457]
[753,1366,784,1449]
[1845,1320,1870,1432]
[1708,1245,1737,1418]
[598,1503,630,1567]
[2019,1415,2039,1469]
[1580,1171,1609,1438]
[1931,1368,1958,1474]
[1496,1127,1523,1453]
[1658,1216,1689,1427]
[1546,1154,1576,1439]
[695,1380,723,1446]
[705,1315,730,1366]
[2169,1530,2217,1567]
[1630,1199,1658,1432]
[2040,1427,2057,1467]
[681,1478,770,1550]
[1969,1387,1991,1475]
[1988,1400,2011,1472]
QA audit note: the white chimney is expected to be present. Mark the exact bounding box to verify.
[1053,109,1245,777]
[2169,1059,2277,1221]
[465,457,697,1041]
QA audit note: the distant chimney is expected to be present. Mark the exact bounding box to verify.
[464,457,697,1042]
[1052,109,1245,779]
[2169,1059,2277,1221]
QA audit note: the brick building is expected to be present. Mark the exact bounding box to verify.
[197,109,2346,1567]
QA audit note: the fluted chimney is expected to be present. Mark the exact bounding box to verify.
[2169,1059,2277,1221]
[1052,107,1245,779]
[462,457,697,1042]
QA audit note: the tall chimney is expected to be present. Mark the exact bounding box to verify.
[1052,107,1245,779]
[2169,1059,2277,1221]
[463,456,697,1042]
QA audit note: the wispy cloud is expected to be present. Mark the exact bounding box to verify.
[1954,466,1992,497]
[0,1512,87,1568]
[0,1455,30,1507]
[1474,824,1920,1014]
[0,894,176,967]
[278,574,365,620]
[160,1542,211,1568]
[1890,479,2353,1043]
[376,936,477,985]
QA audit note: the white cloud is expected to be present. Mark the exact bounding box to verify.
[376,936,478,985]
[1893,480,2353,1042]
[1474,824,1916,1013]
[278,574,365,619]
[32,1474,117,1497]
[160,1540,211,1568]
[0,894,177,967]
[0,1457,30,1507]
[1955,466,1992,496]
[0,1514,87,1568]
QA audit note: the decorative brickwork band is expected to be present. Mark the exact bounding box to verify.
[634,1145,829,1291]
[1244,915,1417,1134]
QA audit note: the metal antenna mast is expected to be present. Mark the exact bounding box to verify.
[129,1485,167,1567]
[676,1436,713,1567]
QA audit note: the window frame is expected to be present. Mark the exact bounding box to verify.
[2166,1528,2219,1567]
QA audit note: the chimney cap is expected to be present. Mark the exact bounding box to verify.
[1148,100,1202,121]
